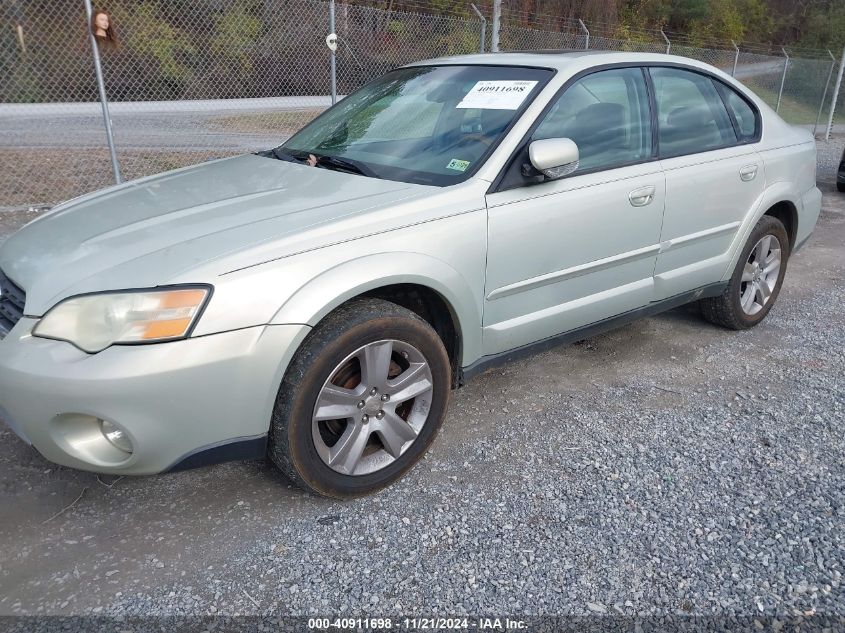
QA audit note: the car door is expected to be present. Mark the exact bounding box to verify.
[649,66,765,300]
[482,67,665,357]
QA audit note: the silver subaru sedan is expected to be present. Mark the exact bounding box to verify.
[0,52,821,498]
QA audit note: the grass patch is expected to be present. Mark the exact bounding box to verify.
[209,109,324,135]
[749,84,845,126]
[757,88,819,124]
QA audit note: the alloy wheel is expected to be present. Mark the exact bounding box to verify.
[311,339,434,476]
[739,234,782,316]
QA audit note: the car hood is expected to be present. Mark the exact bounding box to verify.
[0,154,436,314]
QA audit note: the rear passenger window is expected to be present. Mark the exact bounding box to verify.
[649,67,737,158]
[532,67,652,173]
[719,86,759,141]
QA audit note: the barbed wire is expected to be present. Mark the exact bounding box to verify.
[377,0,840,58]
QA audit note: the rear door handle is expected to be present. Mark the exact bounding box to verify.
[740,164,758,181]
[629,185,656,207]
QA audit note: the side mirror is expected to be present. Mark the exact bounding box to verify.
[528,138,579,180]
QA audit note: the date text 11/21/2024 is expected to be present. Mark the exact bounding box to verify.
[307,618,528,630]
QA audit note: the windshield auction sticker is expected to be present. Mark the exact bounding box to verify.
[457,80,538,110]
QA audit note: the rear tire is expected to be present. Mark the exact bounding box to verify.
[268,298,450,498]
[837,181,845,193]
[700,215,790,330]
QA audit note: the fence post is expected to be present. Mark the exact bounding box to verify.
[660,29,670,54]
[491,0,500,52]
[470,4,486,53]
[814,50,837,138]
[83,0,121,185]
[329,0,337,105]
[826,45,845,140]
[731,40,739,77]
[578,19,589,50]
[776,47,789,113]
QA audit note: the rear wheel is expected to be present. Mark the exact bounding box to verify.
[700,215,790,330]
[837,181,845,193]
[268,298,450,498]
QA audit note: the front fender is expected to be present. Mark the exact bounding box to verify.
[270,251,483,367]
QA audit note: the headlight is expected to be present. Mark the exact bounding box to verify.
[33,286,211,353]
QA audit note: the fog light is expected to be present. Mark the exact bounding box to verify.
[99,420,133,454]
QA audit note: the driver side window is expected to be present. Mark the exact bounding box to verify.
[533,67,653,173]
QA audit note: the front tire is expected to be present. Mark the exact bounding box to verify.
[268,298,451,498]
[700,215,790,330]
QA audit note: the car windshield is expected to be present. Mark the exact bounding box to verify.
[276,65,553,186]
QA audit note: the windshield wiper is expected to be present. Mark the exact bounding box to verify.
[268,148,375,178]
[269,147,306,163]
[313,154,375,178]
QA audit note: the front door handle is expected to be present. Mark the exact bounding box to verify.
[740,164,759,181]
[629,185,656,207]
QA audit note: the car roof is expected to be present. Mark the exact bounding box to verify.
[405,50,713,72]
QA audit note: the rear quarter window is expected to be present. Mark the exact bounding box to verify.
[717,84,760,142]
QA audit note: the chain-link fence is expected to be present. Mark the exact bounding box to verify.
[1,0,843,207]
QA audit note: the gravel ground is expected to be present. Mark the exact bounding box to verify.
[0,185,843,624]
[816,135,844,180]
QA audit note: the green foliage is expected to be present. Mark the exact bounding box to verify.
[618,0,673,31]
[795,2,845,50]
[5,64,43,103]
[386,20,407,36]
[687,0,746,43]
[413,0,471,17]
[117,2,195,82]
[0,25,36,102]
[734,0,775,43]
[6,0,843,105]
[438,26,481,55]
[210,3,261,76]
[613,0,784,45]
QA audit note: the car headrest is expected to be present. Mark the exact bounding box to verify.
[574,102,625,132]
[569,102,626,149]
[666,105,709,129]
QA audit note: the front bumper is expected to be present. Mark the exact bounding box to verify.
[0,319,309,474]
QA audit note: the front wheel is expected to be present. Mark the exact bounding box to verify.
[268,298,451,498]
[700,215,790,330]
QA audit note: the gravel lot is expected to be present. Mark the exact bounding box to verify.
[0,181,843,624]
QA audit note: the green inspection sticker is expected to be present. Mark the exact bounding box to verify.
[446,158,471,172]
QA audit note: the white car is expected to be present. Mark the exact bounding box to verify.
[0,52,821,498]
